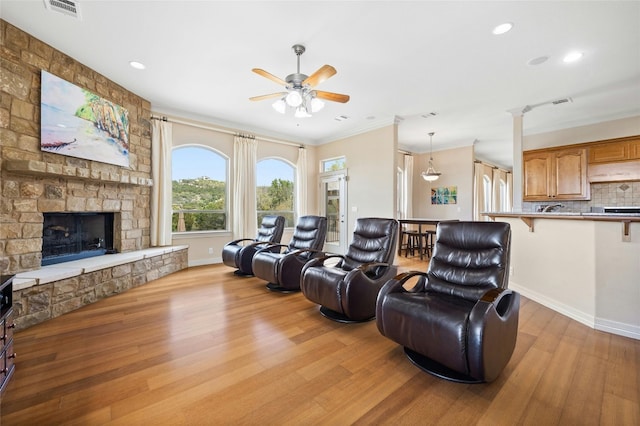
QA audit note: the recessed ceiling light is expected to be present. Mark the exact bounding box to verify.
[527,56,549,66]
[492,22,513,35]
[129,61,146,70]
[563,51,584,63]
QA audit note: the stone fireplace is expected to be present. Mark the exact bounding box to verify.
[1,21,188,330]
[42,212,115,266]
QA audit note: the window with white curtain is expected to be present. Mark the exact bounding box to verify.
[499,179,508,211]
[256,158,296,227]
[483,175,492,213]
[171,145,228,232]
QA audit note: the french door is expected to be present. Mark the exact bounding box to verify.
[320,172,347,254]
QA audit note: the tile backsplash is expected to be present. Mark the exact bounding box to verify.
[523,181,640,212]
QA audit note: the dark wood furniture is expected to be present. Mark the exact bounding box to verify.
[398,218,451,260]
[0,275,16,394]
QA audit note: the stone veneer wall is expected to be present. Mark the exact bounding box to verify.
[0,20,189,330]
[13,248,188,330]
[1,20,153,274]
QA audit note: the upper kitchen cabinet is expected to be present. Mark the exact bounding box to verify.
[524,147,589,201]
[587,135,640,182]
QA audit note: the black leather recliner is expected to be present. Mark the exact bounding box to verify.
[376,221,519,383]
[221,215,285,276]
[252,215,328,292]
[300,217,398,323]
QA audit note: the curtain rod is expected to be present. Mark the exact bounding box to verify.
[151,114,303,148]
[474,160,512,173]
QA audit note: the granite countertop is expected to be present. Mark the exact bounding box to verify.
[483,211,640,219]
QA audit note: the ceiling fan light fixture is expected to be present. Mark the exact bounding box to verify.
[285,90,303,107]
[272,98,286,114]
[294,105,312,118]
[310,97,325,113]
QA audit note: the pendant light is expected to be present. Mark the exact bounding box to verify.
[421,132,441,182]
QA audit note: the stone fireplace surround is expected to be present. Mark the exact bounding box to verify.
[1,20,188,330]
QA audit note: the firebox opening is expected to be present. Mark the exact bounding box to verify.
[42,212,115,266]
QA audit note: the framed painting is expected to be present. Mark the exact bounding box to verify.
[40,70,130,167]
[431,186,458,205]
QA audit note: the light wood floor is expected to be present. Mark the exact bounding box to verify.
[1,255,639,425]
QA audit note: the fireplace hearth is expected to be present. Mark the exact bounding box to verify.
[42,213,115,266]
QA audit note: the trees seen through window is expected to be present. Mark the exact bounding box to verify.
[172,146,227,232]
[256,158,295,227]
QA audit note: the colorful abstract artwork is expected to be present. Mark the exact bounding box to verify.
[431,186,458,204]
[40,70,130,167]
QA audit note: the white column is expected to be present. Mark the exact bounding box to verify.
[510,110,526,211]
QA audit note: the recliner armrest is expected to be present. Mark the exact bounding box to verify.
[255,243,288,254]
[305,253,345,268]
[355,261,390,279]
[227,238,256,246]
[287,248,324,258]
[467,288,520,381]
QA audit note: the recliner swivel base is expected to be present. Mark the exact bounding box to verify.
[266,283,300,293]
[404,347,483,384]
[319,306,375,324]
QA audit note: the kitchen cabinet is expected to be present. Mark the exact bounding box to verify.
[588,136,640,163]
[523,147,589,201]
[587,136,640,182]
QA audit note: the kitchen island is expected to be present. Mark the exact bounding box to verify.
[484,211,639,340]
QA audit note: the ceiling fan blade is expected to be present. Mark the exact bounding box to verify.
[249,92,287,102]
[252,68,287,86]
[303,65,337,87]
[315,90,350,103]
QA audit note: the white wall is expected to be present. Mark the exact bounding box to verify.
[524,115,640,150]
[413,145,474,220]
[504,217,640,340]
[315,124,398,235]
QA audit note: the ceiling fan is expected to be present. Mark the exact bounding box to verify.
[250,44,350,117]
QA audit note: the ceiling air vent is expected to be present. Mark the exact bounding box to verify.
[44,0,82,20]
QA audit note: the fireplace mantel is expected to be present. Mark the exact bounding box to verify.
[4,159,153,186]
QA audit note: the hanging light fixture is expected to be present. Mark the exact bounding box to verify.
[421,132,442,182]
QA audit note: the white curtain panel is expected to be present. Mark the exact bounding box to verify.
[506,171,513,211]
[492,168,503,212]
[233,135,257,239]
[473,162,485,221]
[403,154,414,218]
[296,146,307,217]
[150,119,173,246]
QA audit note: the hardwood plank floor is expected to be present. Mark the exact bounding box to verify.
[1,255,638,425]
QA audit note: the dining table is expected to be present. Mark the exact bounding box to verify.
[397,218,457,259]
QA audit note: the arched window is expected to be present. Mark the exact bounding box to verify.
[172,145,228,232]
[256,158,295,227]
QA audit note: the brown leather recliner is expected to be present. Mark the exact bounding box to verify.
[301,217,398,323]
[251,215,328,292]
[376,221,519,383]
[221,215,285,276]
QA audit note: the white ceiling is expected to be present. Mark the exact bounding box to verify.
[3,1,640,169]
